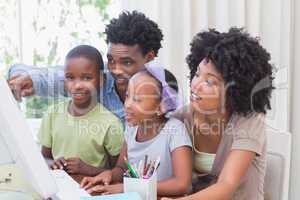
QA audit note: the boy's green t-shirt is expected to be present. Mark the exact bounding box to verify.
[38,101,124,168]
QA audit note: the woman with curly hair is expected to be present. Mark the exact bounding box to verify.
[163,28,274,200]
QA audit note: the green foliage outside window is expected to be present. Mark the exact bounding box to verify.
[10,0,111,118]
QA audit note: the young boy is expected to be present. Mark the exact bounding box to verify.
[38,45,124,176]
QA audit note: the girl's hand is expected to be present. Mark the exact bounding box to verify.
[80,170,113,190]
[86,183,123,195]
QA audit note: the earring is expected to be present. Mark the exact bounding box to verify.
[156,111,161,116]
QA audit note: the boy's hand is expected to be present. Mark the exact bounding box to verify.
[80,170,113,190]
[65,157,89,174]
[86,183,123,195]
[50,157,67,170]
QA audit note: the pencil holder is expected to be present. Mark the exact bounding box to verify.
[123,173,157,200]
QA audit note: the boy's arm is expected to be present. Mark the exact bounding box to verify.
[41,145,67,171]
[64,158,108,176]
[111,142,128,183]
[80,143,127,193]
[8,64,65,98]
[41,146,67,171]
[38,107,58,169]
[64,137,126,177]
[73,151,118,178]
[103,120,125,180]
[41,146,55,168]
[41,146,53,159]
[157,146,192,196]
[107,155,119,168]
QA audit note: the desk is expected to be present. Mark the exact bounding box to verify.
[0,165,179,200]
[0,164,38,200]
[69,174,181,200]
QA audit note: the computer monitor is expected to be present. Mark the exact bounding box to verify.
[0,76,58,199]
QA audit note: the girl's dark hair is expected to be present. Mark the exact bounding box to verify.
[164,69,178,93]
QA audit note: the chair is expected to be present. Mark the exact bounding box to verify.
[264,129,291,200]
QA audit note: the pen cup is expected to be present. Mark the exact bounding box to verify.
[123,173,157,200]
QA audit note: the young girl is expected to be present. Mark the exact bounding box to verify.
[80,66,193,196]
[38,45,124,176]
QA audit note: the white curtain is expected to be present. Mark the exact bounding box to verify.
[121,0,291,132]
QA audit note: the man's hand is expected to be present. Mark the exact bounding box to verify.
[8,74,34,100]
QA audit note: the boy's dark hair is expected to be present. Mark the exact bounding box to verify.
[105,11,163,56]
[187,28,274,116]
[66,45,104,71]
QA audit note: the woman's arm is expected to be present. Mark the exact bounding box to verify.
[157,146,192,196]
[167,150,255,200]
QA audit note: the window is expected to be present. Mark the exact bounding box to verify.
[0,0,121,118]
[0,0,20,71]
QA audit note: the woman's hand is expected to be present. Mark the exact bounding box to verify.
[80,170,113,190]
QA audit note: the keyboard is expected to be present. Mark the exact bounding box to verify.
[51,170,91,200]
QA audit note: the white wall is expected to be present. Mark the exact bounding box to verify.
[290,0,300,198]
